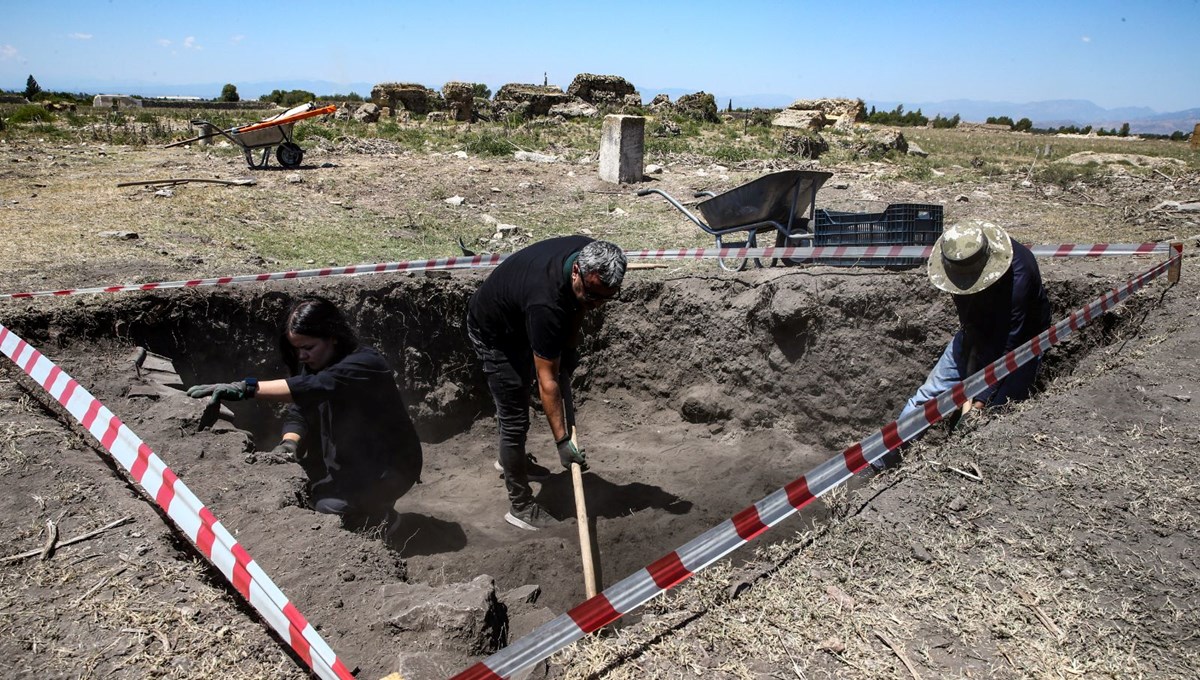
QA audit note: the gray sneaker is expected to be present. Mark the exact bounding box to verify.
[504,503,560,531]
[493,455,552,480]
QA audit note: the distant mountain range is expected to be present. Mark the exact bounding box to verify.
[864,98,1199,135]
[50,78,1199,135]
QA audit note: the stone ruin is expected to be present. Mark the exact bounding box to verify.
[566,73,638,106]
[371,82,443,115]
[442,81,477,122]
[493,83,572,117]
[773,98,865,131]
[674,91,720,123]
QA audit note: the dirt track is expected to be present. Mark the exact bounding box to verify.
[1,132,1199,679]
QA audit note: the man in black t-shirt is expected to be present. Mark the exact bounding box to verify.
[466,236,627,530]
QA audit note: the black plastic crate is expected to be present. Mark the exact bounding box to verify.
[811,203,943,268]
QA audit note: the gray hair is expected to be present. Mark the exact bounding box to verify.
[577,240,627,288]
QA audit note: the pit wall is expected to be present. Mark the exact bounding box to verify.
[0,269,1127,452]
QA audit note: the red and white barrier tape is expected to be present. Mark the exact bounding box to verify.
[0,243,1170,301]
[0,325,355,680]
[449,242,1183,680]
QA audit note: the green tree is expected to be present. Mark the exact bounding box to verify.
[471,83,491,99]
[24,75,41,100]
[1014,117,1033,132]
[1118,122,1130,137]
[259,89,316,107]
[219,83,240,102]
[986,115,1015,128]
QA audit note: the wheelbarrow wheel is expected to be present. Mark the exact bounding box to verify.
[716,234,752,272]
[276,142,304,168]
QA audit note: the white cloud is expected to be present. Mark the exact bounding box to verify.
[183,36,201,50]
[69,32,93,40]
[230,34,245,44]
[156,38,171,47]
[1081,35,1092,43]
[0,44,17,60]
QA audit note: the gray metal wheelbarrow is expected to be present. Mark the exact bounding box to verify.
[638,169,833,271]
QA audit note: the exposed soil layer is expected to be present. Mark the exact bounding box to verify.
[0,253,1174,678]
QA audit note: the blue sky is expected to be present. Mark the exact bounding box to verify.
[3,0,1198,112]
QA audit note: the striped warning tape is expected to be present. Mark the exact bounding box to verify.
[449,243,1183,680]
[0,243,1170,301]
[0,325,355,680]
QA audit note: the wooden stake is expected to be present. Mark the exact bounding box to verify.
[1168,241,1182,284]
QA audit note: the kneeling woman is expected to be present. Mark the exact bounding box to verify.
[188,296,422,529]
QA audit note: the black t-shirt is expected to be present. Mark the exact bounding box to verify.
[282,345,422,496]
[467,235,591,359]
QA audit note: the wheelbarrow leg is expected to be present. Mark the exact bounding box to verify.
[716,234,750,272]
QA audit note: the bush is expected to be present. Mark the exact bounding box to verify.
[931,114,960,129]
[463,131,514,156]
[260,89,316,107]
[219,83,240,102]
[8,105,52,123]
[865,104,928,127]
[1036,162,1101,188]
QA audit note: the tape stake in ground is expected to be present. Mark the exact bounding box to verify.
[451,247,1181,680]
[0,326,355,680]
[0,243,1170,301]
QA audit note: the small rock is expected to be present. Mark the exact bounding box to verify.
[832,182,850,189]
[513,151,558,163]
[480,214,498,225]
[98,230,139,240]
[320,162,336,168]
[817,636,845,654]
[339,569,356,582]
[501,584,541,605]
[452,150,469,159]
[825,584,855,610]
[154,188,174,198]
[906,142,928,157]
[444,196,466,206]
[645,164,664,175]
[610,207,627,217]
[286,173,303,183]
[1179,202,1200,212]
[948,496,968,512]
[1020,180,1033,188]
[912,543,934,563]
[954,194,970,202]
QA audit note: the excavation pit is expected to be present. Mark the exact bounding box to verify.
[0,260,1146,677]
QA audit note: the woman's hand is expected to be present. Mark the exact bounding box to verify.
[186,380,255,405]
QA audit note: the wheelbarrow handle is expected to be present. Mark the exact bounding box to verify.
[636,188,654,197]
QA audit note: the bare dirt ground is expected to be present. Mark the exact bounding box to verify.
[1,126,1199,679]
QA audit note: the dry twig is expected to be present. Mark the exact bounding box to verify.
[874,629,922,680]
[1014,586,1065,641]
[0,516,133,564]
[39,518,59,560]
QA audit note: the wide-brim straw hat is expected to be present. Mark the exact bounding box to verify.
[927,221,1014,295]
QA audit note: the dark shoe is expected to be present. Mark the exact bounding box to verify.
[504,503,559,531]
[493,455,552,481]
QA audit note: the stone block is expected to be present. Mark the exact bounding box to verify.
[379,574,503,654]
[598,115,645,184]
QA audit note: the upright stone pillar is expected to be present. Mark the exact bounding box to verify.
[196,122,215,146]
[599,114,645,184]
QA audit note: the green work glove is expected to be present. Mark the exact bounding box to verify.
[186,379,256,405]
[556,435,587,471]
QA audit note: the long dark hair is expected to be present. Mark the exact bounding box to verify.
[278,295,359,374]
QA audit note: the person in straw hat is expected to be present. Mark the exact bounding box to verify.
[897,220,1051,426]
